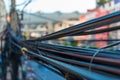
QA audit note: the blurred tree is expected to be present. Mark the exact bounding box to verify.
[97,0,108,6]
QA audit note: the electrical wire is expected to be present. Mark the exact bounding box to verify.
[16,0,28,6]
[69,26,120,36]
[89,41,120,71]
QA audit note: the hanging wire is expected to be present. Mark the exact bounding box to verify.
[16,0,28,6]
[89,41,120,71]
[21,0,32,20]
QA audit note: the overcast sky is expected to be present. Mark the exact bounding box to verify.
[4,0,96,13]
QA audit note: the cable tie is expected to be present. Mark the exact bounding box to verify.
[21,47,28,55]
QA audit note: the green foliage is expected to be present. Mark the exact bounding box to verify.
[97,0,107,6]
[71,41,77,47]
[63,41,77,47]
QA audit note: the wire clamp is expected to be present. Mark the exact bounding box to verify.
[21,47,28,55]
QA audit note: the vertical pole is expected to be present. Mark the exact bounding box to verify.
[10,0,20,80]
[10,0,18,33]
[1,0,7,80]
[47,21,53,43]
[47,21,53,34]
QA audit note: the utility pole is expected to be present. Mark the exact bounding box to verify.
[1,0,7,80]
[10,0,18,33]
[10,0,20,80]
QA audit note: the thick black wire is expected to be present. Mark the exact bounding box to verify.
[7,28,120,80]
[26,42,120,55]
[69,26,120,36]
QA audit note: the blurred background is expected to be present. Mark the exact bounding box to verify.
[0,0,120,49]
[0,0,120,80]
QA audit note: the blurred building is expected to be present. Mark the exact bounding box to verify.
[54,20,80,32]
[21,11,81,39]
[54,19,81,45]
[53,0,120,47]
[21,0,120,48]
[77,0,120,48]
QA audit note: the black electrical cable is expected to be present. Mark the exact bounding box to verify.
[69,26,120,36]
[24,50,115,80]
[16,0,28,6]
